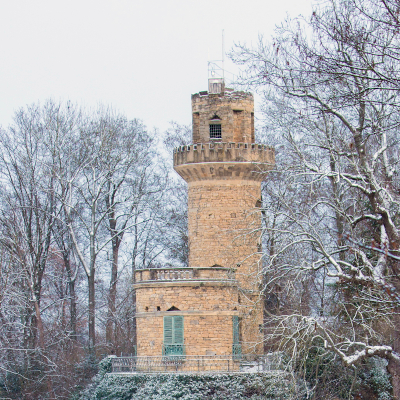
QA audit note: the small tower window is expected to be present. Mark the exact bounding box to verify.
[209,124,222,139]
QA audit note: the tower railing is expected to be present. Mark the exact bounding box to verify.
[157,269,193,281]
[135,267,236,285]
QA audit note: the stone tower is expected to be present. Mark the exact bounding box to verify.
[174,85,274,353]
[133,82,274,367]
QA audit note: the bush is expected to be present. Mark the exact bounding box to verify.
[71,370,309,400]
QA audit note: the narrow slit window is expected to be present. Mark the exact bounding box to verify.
[209,124,222,139]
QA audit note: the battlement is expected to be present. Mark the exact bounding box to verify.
[191,90,253,102]
[173,142,274,182]
[174,142,273,158]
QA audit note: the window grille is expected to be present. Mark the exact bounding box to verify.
[209,124,222,139]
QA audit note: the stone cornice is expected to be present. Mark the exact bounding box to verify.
[134,280,237,289]
[136,310,240,318]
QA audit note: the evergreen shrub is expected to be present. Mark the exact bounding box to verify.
[71,364,307,400]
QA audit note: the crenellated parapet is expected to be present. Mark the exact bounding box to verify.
[191,90,254,107]
[173,142,275,182]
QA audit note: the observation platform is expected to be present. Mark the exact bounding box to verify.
[134,267,236,289]
[173,142,274,182]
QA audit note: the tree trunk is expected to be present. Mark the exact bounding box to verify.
[132,227,138,352]
[88,272,96,352]
[132,265,137,352]
[63,253,77,340]
[106,238,119,351]
[388,315,400,400]
[388,358,400,399]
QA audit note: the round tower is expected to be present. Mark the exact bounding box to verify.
[174,88,275,354]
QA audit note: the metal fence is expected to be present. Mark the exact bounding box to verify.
[111,353,284,374]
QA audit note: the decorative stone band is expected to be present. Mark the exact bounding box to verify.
[134,281,237,290]
[136,310,240,318]
[173,142,274,182]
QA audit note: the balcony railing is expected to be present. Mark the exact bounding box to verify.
[135,267,236,285]
[232,344,242,360]
[156,269,193,281]
[110,353,285,374]
[162,344,185,358]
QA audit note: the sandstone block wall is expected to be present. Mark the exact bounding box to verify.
[136,283,237,314]
[239,294,264,354]
[135,280,238,357]
[187,180,262,290]
[191,91,254,144]
[136,313,236,357]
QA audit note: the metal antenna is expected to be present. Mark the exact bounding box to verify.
[222,29,225,81]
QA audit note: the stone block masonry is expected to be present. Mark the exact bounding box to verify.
[191,91,255,144]
[135,270,238,357]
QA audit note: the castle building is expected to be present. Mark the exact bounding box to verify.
[133,80,274,369]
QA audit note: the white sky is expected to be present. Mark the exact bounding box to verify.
[0,0,312,133]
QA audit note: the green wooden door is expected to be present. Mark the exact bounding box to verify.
[233,315,239,344]
[232,315,241,359]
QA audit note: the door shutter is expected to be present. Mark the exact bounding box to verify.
[233,315,239,344]
[173,316,184,344]
[164,316,173,344]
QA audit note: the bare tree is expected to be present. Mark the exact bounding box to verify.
[0,101,182,398]
[102,120,160,351]
[0,101,83,398]
[232,0,400,397]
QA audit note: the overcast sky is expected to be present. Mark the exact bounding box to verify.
[0,0,313,133]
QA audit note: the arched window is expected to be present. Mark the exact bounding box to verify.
[209,114,222,140]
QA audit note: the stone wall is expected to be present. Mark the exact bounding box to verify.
[191,91,254,144]
[135,272,264,356]
[186,180,262,289]
[135,282,238,314]
[136,313,236,357]
[135,280,238,357]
